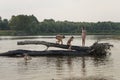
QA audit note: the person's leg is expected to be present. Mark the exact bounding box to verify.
[56,39,59,44]
[57,40,61,44]
[61,40,63,44]
[68,45,72,50]
[56,40,58,44]
[83,39,85,46]
[82,38,85,46]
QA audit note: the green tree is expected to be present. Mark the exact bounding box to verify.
[0,18,10,30]
[9,15,39,34]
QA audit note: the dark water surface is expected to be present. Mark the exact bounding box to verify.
[0,35,119,80]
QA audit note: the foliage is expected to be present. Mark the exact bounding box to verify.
[9,15,39,35]
[0,15,120,35]
[0,18,10,30]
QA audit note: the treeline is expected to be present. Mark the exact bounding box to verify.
[0,15,120,35]
[0,17,10,30]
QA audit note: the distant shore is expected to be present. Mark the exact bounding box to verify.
[0,30,120,36]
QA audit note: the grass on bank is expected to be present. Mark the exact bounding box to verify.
[0,30,120,36]
[0,30,16,36]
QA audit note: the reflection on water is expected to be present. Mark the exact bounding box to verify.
[81,57,86,76]
[0,35,120,80]
[0,56,113,80]
[62,76,115,80]
[14,56,114,80]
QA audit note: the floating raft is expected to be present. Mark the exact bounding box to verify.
[0,41,113,57]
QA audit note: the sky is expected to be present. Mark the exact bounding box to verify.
[0,0,120,22]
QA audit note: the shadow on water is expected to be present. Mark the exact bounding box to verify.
[46,55,114,80]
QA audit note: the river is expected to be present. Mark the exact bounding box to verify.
[0,35,120,80]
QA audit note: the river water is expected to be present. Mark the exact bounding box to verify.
[0,35,120,80]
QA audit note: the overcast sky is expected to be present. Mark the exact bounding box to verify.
[0,0,120,22]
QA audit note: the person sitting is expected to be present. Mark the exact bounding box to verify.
[56,34,65,44]
[67,36,74,50]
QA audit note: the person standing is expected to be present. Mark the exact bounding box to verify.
[81,26,86,46]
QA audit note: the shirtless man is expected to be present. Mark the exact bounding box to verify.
[56,34,65,44]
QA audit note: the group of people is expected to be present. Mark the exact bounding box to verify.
[56,26,86,50]
[23,26,86,62]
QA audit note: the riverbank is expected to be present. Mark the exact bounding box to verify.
[0,30,15,36]
[0,30,120,36]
